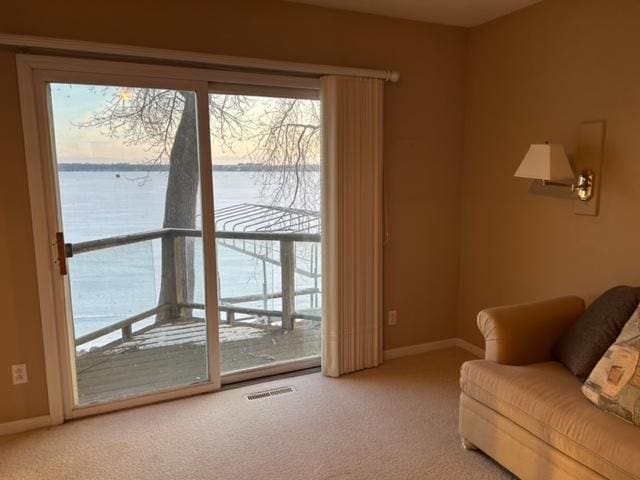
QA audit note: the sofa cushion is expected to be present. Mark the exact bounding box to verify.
[460,360,640,480]
[583,304,640,425]
[553,285,640,381]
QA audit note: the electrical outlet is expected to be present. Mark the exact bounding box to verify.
[12,364,28,385]
[388,310,397,326]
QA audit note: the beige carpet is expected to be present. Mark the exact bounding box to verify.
[0,348,514,479]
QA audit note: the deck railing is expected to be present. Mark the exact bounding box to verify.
[70,228,321,348]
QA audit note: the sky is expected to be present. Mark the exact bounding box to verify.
[50,83,250,165]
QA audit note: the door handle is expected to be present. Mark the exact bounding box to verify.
[55,232,73,276]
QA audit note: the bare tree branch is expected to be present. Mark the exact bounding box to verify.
[81,88,321,210]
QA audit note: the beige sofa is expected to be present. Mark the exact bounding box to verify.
[459,296,640,480]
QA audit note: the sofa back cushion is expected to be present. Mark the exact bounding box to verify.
[553,286,640,381]
[583,304,640,425]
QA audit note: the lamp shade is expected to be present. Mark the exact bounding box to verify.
[514,144,575,181]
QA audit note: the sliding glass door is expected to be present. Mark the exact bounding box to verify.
[208,88,323,380]
[47,81,216,407]
[26,57,322,416]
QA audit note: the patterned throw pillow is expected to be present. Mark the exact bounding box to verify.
[583,304,640,425]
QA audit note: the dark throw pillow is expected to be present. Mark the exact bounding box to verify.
[553,285,640,381]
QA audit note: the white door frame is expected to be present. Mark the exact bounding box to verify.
[17,54,320,423]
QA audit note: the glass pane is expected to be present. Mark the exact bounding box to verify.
[209,92,322,376]
[49,83,210,406]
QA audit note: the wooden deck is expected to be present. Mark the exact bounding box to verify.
[76,318,321,405]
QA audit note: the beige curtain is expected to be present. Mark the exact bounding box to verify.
[321,76,384,377]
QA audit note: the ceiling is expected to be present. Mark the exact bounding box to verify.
[282,0,543,27]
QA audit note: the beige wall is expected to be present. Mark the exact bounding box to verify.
[0,48,50,423]
[459,0,640,346]
[0,0,467,422]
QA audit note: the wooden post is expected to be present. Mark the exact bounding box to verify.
[312,244,319,308]
[227,310,235,325]
[157,233,178,323]
[122,324,132,341]
[280,240,295,331]
[157,231,194,323]
[262,257,269,315]
[173,235,193,320]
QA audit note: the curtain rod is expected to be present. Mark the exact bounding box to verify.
[0,33,400,82]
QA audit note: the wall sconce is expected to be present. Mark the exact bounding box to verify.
[514,143,594,201]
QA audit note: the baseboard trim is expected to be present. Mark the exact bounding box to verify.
[384,337,485,360]
[0,414,53,436]
[453,338,486,358]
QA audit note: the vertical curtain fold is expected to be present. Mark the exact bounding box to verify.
[321,76,384,378]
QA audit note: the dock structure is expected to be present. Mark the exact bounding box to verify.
[70,203,322,405]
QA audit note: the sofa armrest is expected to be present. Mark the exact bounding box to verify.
[477,296,585,365]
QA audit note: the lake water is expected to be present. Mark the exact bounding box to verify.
[60,170,321,341]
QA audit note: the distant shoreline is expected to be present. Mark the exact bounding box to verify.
[58,163,320,172]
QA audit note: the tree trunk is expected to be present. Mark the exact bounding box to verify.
[157,92,199,322]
